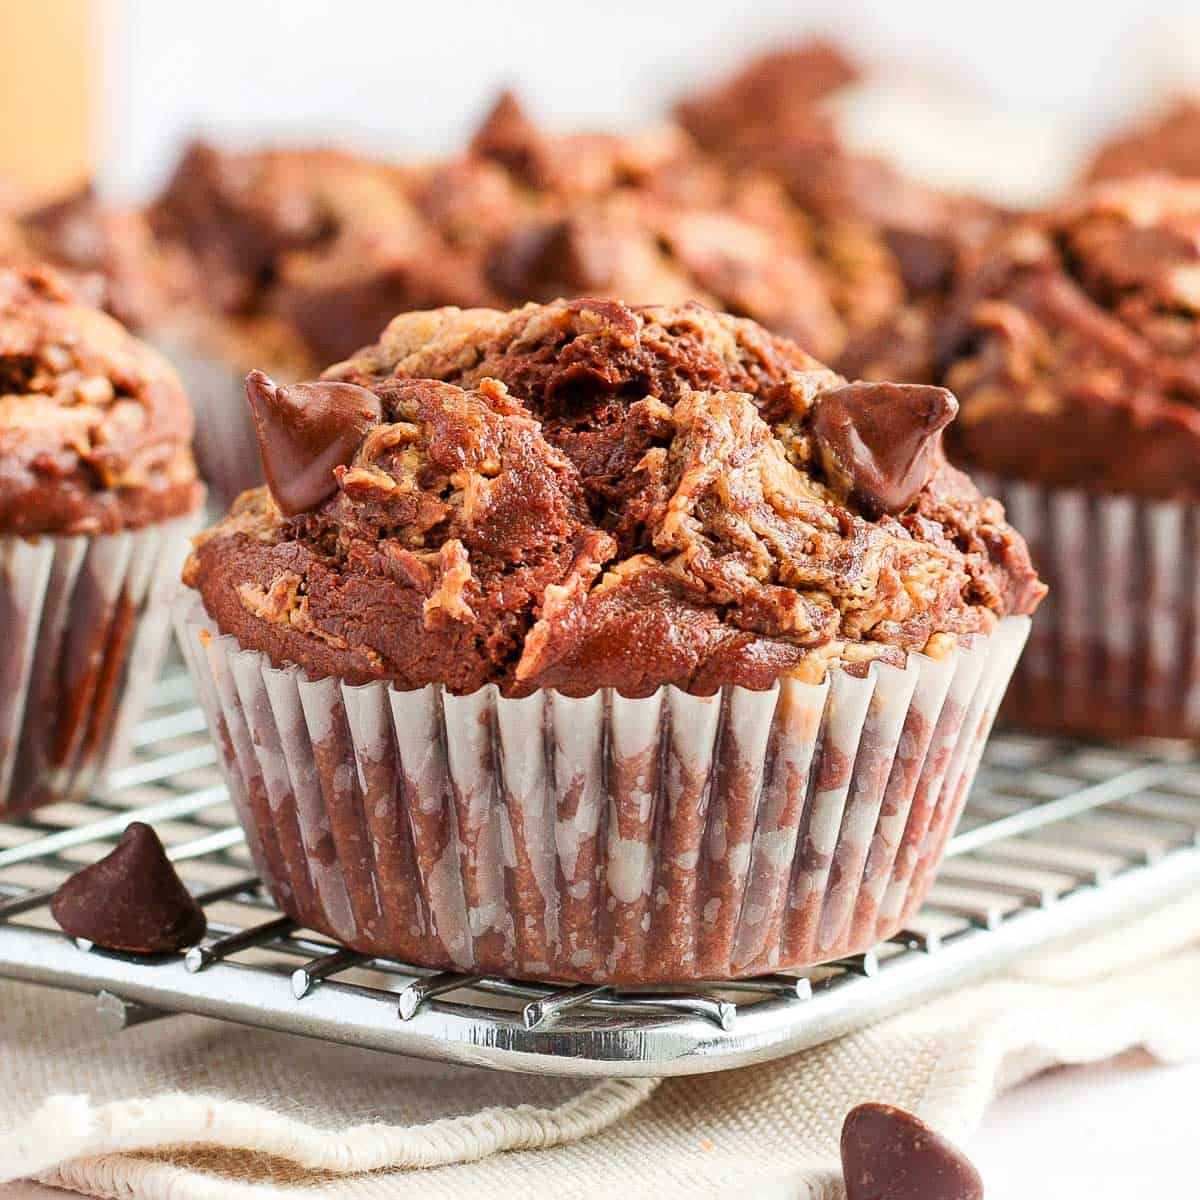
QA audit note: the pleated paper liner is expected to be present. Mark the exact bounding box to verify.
[177,598,1029,984]
[0,511,201,816]
[975,472,1199,742]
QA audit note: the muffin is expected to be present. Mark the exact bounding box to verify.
[149,140,481,505]
[675,48,997,383]
[17,186,196,334]
[674,40,860,151]
[178,298,1041,983]
[938,176,1200,739]
[0,265,203,814]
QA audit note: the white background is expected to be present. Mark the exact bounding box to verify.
[96,0,1200,204]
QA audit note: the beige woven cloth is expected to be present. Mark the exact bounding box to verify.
[2,894,1199,1200]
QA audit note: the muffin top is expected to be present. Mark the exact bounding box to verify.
[419,91,881,361]
[185,299,1042,697]
[0,265,202,534]
[674,52,994,371]
[1086,99,1200,183]
[16,187,195,332]
[940,176,1200,498]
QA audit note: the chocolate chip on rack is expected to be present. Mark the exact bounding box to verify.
[245,370,382,516]
[841,1103,983,1200]
[812,381,957,517]
[50,823,206,954]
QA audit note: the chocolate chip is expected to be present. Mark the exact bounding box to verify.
[885,227,957,296]
[245,370,382,516]
[490,218,616,301]
[841,1103,983,1200]
[812,381,957,517]
[468,90,551,186]
[50,822,206,954]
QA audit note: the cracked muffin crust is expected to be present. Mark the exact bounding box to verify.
[186,299,1043,698]
[940,176,1200,498]
[0,264,203,534]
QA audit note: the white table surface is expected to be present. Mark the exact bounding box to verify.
[0,1048,1193,1198]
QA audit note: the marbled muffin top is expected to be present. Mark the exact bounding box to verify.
[186,299,1042,697]
[151,140,485,360]
[941,176,1200,498]
[0,265,202,534]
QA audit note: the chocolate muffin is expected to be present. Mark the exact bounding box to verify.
[149,140,485,505]
[675,49,997,380]
[17,186,195,334]
[179,298,1040,983]
[0,264,203,813]
[939,176,1200,739]
[675,40,860,151]
[155,109,880,505]
[420,90,898,363]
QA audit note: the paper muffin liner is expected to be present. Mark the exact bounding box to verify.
[975,473,1199,741]
[176,598,1029,983]
[0,512,200,817]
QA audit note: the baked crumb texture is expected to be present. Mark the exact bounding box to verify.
[186,299,1043,697]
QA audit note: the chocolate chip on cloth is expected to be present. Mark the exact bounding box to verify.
[50,823,206,954]
[841,1103,983,1200]
[186,299,1041,698]
[0,263,203,534]
[940,176,1200,498]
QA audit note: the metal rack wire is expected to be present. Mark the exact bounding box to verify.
[0,671,1196,1078]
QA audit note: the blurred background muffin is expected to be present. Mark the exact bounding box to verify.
[937,178,1200,740]
[0,264,203,814]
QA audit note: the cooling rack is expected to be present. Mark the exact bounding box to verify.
[0,670,1197,1078]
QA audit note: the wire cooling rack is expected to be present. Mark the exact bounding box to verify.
[0,670,1197,1078]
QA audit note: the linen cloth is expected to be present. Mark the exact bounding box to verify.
[2,893,1199,1200]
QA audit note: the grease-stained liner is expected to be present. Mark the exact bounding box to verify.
[0,512,200,816]
[177,598,1028,984]
[976,473,1199,742]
